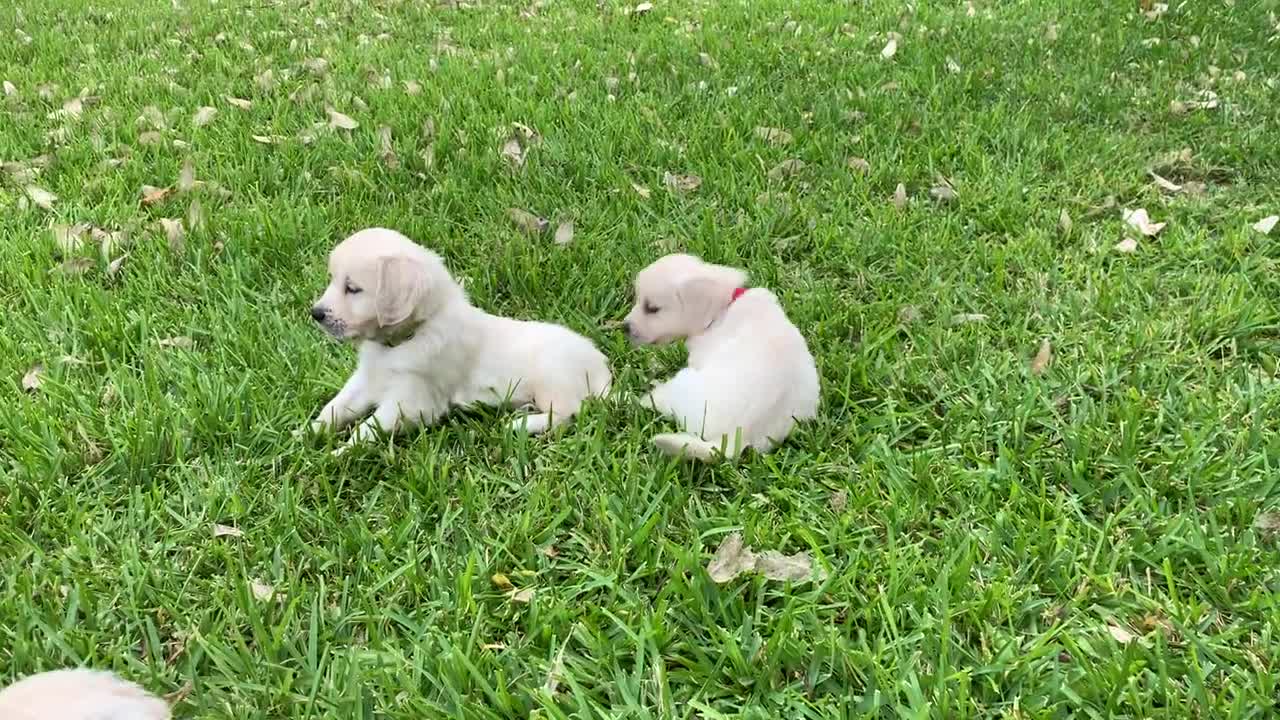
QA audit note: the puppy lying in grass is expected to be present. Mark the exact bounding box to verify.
[0,668,170,719]
[623,254,819,461]
[307,228,611,450]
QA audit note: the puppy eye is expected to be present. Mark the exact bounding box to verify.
[344,282,362,295]
[643,302,660,315]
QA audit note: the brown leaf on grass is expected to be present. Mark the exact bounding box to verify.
[57,257,94,276]
[1114,237,1139,254]
[631,183,651,199]
[508,208,548,235]
[507,587,536,603]
[49,96,84,121]
[1254,510,1280,536]
[376,126,399,169]
[553,220,574,246]
[847,157,870,174]
[829,489,848,513]
[929,181,958,203]
[138,131,164,146]
[707,532,756,583]
[140,105,168,130]
[663,171,702,193]
[250,578,275,601]
[892,183,908,210]
[1252,215,1278,235]
[755,550,826,582]
[754,126,793,146]
[1170,90,1218,114]
[880,37,898,60]
[107,253,128,277]
[1149,171,1182,193]
[25,185,57,210]
[1122,208,1165,236]
[767,159,806,181]
[187,199,205,233]
[326,107,359,130]
[491,573,515,591]
[2,80,15,96]
[193,106,217,127]
[302,57,330,76]
[159,218,186,253]
[1059,208,1073,235]
[52,223,91,254]
[951,313,988,325]
[706,532,826,584]
[22,364,44,392]
[1107,623,1135,644]
[629,2,653,16]
[212,524,244,538]
[1031,338,1052,375]
[225,96,252,110]
[178,158,199,192]
[142,185,173,205]
[403,80,422,95]
[163,680,194,706]
[500,135,525,168]
[158,336,194,349]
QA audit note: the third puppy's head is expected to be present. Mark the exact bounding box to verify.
[310,228,458,342]
[623,254,747,345]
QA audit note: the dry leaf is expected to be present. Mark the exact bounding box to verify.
[508,208,548,235]
[1107,623,1135,644]
[254,69,276,91]
[138,130,164,146]
[50,96,83,121]
[508,587,536,603]
[303,57,330,76]
[22,364,44,392]
[376,126,398,169]
[1254,510,1280,535]
[631,183,651,199]
[755,550,826,582]
[767,159,806,181]
[187,199,205,232]
[404,80,422,95]
[327,107,359,130]
[945,56,962,74]
[829,489,848,513]
[57,257,94,276]
[929,182,958,202]
[663,171,701,193]
[1114,237,1139,253]
[754,126,793,146]
[142,185,173,205]
[491,573,514,591]
[1252,215,1278,235]
[158,336,194,349]
[1059,208,1073,234]
[897,305,921,324]
[892,183,908,209]
[951,313,988,325]
[163,680,194,706]
[212,524,244,538]
[1031,338,1052,375]
[193,106,217,127]
[178,158,198,192]
[107,254,128,277]
[1149,171,1182,193]
[543,643,567,696]
[847,157,870,174]
[51,223,91,254]
[1170,90,1218,113]
[500,135,525,168]
[250,578,275,601]
[226,96,252,110]
[880,38,898,60]
[631,2,653,15]
[1122,208,1165,236]
[1045,23,1060,42]
[553,220,574,246]
[25,186,57,210]
[140,105,168,130]
[2,80,15,96]
[159,219,186,253]
[706,533,756,583]
[706,532,826,584]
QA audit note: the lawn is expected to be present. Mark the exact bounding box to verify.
[3,0,1280,716]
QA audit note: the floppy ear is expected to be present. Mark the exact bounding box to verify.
[375,254,427,327]
[676,264,748,332]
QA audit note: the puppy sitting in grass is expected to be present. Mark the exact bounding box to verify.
[306,228,611,450]
[0,668,170,719]
[623,254,819,461]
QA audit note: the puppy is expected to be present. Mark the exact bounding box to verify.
[0,668,170,720]
[308,228,611,448]
[624,254,819,461]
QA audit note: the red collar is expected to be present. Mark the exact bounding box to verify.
[730,287,747,303]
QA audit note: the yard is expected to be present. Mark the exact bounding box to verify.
[2,0,1279,716]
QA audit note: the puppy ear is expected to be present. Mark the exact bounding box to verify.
[676,263,748,332]
[375,254,427,327]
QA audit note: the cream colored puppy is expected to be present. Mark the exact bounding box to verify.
[308,228,611,448]
[623,254,819,461]
[0,668,169,720]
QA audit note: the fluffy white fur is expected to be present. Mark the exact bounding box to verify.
[623,254,819,461]
[307,228,611,450]
[0,669,169,720]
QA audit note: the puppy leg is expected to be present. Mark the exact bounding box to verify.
[511,390,581,435]
[310,372,374,434]
[336,393,446,454]
[641,368,708,425]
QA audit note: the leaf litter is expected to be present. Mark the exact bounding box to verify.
[706,532,826,584]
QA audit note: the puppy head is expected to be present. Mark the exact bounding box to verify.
[310,228,454,342]
[623,254,747,345]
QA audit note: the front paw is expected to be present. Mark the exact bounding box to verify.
[293,419,327,441]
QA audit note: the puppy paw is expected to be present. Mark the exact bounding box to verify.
[511,413,552,434]
[652,433,718,462]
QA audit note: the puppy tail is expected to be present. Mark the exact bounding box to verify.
[652,433,734,462]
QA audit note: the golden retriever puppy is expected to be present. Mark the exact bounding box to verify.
[0,668,169,720]
[308,228,611,449]
[623,254,819,461]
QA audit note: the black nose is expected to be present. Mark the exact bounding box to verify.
[310,306,326,322]
[622,320,631,335]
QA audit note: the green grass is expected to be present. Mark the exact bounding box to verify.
[3,0,1280,716]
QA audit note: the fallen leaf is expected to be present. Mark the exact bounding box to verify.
[22,364,44,392]
[159,218,186,253]
[193,106,217,127]
[508,587,535,603]
[1059,208,1073,234]
[25,186,57,210]
[1107,623,1135,644]
[158,336,194,349]
[140,105,168,130]
[1170,90,1218,113]
[755,550,826,582]
[1114,237,1139,253]
[508,208,548,235]
[1031,338,1052,375]
[225,96,252,110]
[945,56,962,74]
[951,313,988,325]
[631,2,653,16]
[965,1,976,17]
[1254,510,1280,536]
[51,223,91,254]
[706,532,756,583]
[376,125,399,168]
[767,159,806,181]
[254,69,276,92]
[327,107,359,130]
[1143,2,1169,21]
[892,183,908,209]
[698,52,717,68]
[212,524,243,538]
[177,158,198,192]
[500,135,525,168]
[138,130,164,146]
[250,578,275,601]
[829,489,848,513]
[491,573,514,591]
[1252,215,1278,235]
[1122,208,1165,236]
[553,220,574,246]
[142,185,172,205]
[2,80,15,96]
[880,37,898,60]
[1045,23,1059,42]
[754,126,793,146]
[897,305,921,324]
[403,80,422,95]
[107,254,128,277]
[847,157,870,174]
[187,199,205,232]
[663,171,702,193]
[50,96,83,121]
[631,183,651,199]
[929,182,958,202]
[163,680,194,706]
[543,643,567,696]
[1149,171,1182,193]
[57,257,94,276]
[303,57,330,75]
